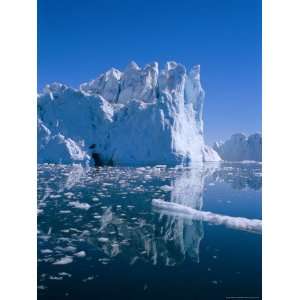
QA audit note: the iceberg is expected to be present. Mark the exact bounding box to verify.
[38,61,220,166]
[213,133,262,162]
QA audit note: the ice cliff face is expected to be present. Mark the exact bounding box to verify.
[213,133,262,162]
[38,61,221,166]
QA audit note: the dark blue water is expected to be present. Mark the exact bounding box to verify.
[38,162,261,300]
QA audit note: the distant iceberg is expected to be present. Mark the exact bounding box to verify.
[38,61,220,166]
[213,133,262,162]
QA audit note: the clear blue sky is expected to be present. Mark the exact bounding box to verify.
[38,0,261,145]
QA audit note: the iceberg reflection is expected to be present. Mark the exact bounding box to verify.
[155,166,217,263]
[37,163,261,271]
[84,166,216,266]
[211,163,262,190]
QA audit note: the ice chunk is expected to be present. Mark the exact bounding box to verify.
[74,251,86,258]
[58,272,72,277]
[69,201,91,210]
[41,249,53,254]
[82,276,94,282]
[53,256,73,265]
[152,199,261,233]
[49,276,63,280]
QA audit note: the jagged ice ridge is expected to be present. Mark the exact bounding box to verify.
[38,61,221,166]
[213,133,262,162]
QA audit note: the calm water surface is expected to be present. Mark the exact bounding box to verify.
[38,162,261,300]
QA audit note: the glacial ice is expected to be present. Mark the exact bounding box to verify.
[152,199,261,233]
[38,61,220,166]
[213,133,262,162]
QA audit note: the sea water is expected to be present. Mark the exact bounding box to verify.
[38,162,261,300]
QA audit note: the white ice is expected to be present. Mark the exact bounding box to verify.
[52,256,73,265]
[69,201,91,210]
[213,133,262,162]
[74,251,86,258]
[38,61,221,166]
[152,199,261,233]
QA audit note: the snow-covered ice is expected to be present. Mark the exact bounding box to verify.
[38,61,220,166]
[213,133,262,162]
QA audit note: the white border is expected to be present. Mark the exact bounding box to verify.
[1,0,300,299]
[0,0,36,299]
[263,0,300,299]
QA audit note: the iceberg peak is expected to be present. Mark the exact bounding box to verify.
[44,82,68,94]
[106,67,122,80]
[125,60,140,71]
[38,61,220,166]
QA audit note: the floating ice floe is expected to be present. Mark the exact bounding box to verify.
[53,256,73,265]
[59,210,71,214]
[37,285,47,290]
[82,276,94,282]
[69,201,91,210]
[98,237,109,243]
[58,272,72,277]
[41,249,53,254]
[152,199,261,233]
[74,251,86,258]
[49,276,63,280]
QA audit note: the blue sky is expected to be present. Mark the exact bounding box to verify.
[38,0,261,144]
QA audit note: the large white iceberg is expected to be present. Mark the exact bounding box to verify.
[213,133,262,162]
[38,61,221,166]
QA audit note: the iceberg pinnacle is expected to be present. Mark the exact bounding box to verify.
[38,61,221,166]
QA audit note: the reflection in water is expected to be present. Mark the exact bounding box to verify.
[96,165,220,266]
[211,163,262,190]
[158,166,217,264]
[61,164,86,190]
[85,167,214,266]
[37,162,261,296]
[171,166,218,208]
[38,164,220,268]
